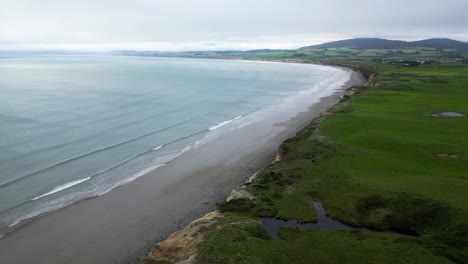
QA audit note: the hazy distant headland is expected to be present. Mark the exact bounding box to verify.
[111,38,468,61]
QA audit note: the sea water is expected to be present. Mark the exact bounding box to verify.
[0,55,349,229]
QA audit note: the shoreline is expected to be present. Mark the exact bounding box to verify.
[0,57,347,233]
[0,63,365,264]
[0,59,348,234]
[144,67,369,263]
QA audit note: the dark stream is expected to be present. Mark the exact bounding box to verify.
[260,201,409,239]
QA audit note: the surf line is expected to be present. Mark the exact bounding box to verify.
[209,115,242,131]
[32,177,91,201]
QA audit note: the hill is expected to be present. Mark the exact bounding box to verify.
[302,38,468,50]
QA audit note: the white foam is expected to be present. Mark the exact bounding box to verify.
[9,203,65,227]
[182,146,191,152]
[107,139,206,193]
[10,138,211,227]
[6,64,352,229]
[93,141,204,199]
[32,177,91,201]
[209,115,242,131]
[96,164,165,197]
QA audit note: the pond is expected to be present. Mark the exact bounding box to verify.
[260,201,411,239]
[432,112,465,117]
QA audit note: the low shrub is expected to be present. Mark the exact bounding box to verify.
[218,198,255,213]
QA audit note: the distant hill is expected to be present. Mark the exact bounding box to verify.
[213,49,286,54]
[243,49,287,53]
[411,38,468,49]
[301,38,468,50]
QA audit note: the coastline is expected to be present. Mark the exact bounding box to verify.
[144,68,369,263]
[0,65,365,264]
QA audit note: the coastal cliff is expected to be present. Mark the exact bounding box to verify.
[145,60,468,263]
[144,68,374,264]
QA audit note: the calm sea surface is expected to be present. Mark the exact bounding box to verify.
[0,55,348,228]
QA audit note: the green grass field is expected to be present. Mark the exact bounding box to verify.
[320,64,468,210]
[143,49,468,263]
[197,222,454,264]
[190,62,468,264]
[149,46,468,62]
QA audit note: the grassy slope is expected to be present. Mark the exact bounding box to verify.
[143,48,468,263]
[198,223,454,264]
[192,62,468,264]
[321,64,468,210]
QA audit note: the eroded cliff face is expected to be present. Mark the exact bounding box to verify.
[145,185,257,264]
[365,73,379,86]
[147,211,223,264]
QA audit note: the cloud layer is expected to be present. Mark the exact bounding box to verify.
[1,0,467,51]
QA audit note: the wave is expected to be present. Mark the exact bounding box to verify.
[95,164,165,197]
[3,69,346,227]
[31,177,91,201]
[209,115,242,131]
[8,202,65,227]
[0,114,206,189]
[0,104,176,152]
[4,111,255,227]
[6,129,212,227]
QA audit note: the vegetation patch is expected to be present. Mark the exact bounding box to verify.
[380,83,415,91]
[143,260,173,264]
[196,225,454,264]
[418,77,449,83]
[218,198,255,213]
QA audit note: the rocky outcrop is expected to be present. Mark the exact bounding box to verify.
[339,85,367,102]
[365,73,379,86]
[340,73,378,102]
[145,182,257,263]
[226,185,256,202]
[146,211,223,264]
[274,152,282,162]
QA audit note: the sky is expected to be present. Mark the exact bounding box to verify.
[1,0,467,51]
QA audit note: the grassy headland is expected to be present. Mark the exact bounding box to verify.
[145,39,468,264]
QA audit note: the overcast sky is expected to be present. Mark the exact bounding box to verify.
[1,0,467,51]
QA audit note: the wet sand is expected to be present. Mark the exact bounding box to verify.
[0,69,365,264]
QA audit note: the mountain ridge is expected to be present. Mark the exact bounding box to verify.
[300,38,468,50]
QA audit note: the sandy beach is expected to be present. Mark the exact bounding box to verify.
[0,68,365,264]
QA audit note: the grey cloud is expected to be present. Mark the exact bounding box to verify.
[0,0,467,50]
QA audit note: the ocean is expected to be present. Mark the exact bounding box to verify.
[0,55,349,229]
